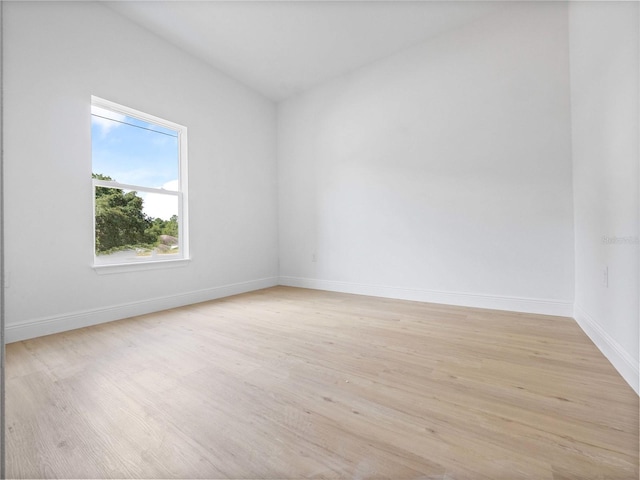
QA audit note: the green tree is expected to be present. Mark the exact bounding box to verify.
[145,217,167,244]
[93,173,152,253]
[164,215,179,237]
[143,215,179,244]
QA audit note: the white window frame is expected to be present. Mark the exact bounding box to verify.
[91,96,189,273]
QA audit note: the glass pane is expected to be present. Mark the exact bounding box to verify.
[94,185,180,265]
[91,105,179,190]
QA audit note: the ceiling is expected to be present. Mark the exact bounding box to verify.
[105,1,500,101]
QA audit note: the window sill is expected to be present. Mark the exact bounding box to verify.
[93,258,190,275]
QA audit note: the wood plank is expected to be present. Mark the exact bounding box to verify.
[6,286,638,479]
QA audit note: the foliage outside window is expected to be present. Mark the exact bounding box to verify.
[91,96,188,266]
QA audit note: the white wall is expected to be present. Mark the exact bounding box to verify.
[3,0,638,395]
[569,2,640,394]
[278,3,575,316]
[3,2,279,341]
[0,2,6,475]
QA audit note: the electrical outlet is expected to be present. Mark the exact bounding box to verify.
[603,266,608,288]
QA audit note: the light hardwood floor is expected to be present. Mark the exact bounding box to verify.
[5,286,639,479]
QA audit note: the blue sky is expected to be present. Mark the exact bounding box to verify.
[92,106,180,220]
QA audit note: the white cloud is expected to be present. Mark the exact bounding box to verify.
[140,180,180,220]
[161,179,179,192]
[91,105,126,137]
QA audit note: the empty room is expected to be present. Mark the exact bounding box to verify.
[1,0,638,479]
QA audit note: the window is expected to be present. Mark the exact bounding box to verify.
[91,96,188,268]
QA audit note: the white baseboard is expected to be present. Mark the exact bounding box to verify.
[7,275,636,395]
[278,276,574,317]
[574,304,639,395]
[5,277,279,343]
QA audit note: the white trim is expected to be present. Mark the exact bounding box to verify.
[8,274,636,396]
[92,179,180,196]
[573,304,639,395]
[91,95,189,266]
[278,276,574,317]
[93,258,190,275]
[178,127,189,260]
[5,277,278,344]
[91,95,183,133]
